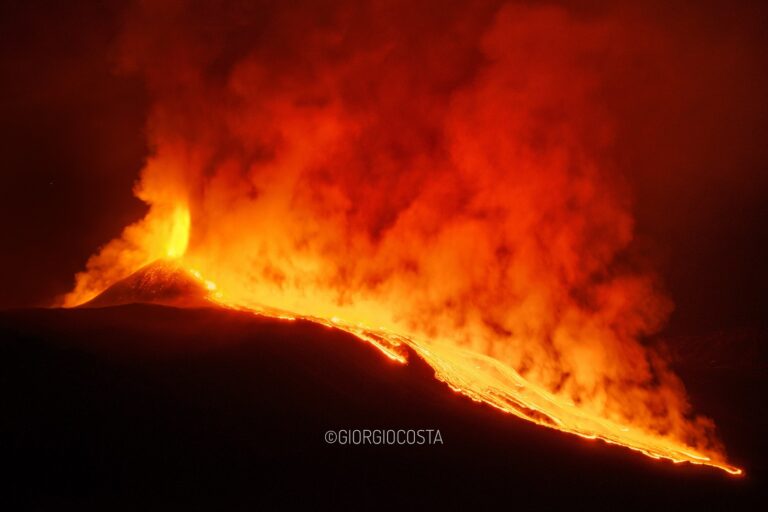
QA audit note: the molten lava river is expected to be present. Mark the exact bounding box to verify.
[61,1,742,476]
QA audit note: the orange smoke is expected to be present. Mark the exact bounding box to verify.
[65,1,741,474]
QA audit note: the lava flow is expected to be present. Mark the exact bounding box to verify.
[62,1,744,476]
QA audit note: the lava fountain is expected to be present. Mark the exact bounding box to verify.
[63,1,742,475]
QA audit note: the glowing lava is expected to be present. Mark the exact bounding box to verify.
[165,206,191,259]
[71,248,743,475]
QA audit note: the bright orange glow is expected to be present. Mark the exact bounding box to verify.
[165,206,190,258]
[65,247,746,476]
[85,256,742,476]
[220,292,743,476]
[63,2,744,477]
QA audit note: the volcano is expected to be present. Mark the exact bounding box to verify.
[80,260,217,308]
[68,258,746,475]
[0,301,763,508]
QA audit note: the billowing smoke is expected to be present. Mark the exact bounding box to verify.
[67,0,736,461]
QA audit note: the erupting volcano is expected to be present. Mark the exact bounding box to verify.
[81,259,217,309]
[55,0,752,478]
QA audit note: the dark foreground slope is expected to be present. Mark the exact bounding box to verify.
[0,305,763,509]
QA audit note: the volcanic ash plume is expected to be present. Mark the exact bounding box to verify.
[65,1,740,473]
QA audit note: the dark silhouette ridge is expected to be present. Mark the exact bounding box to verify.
[0,305,762,508]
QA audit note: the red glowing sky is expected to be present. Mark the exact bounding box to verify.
[0,1,765,330]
